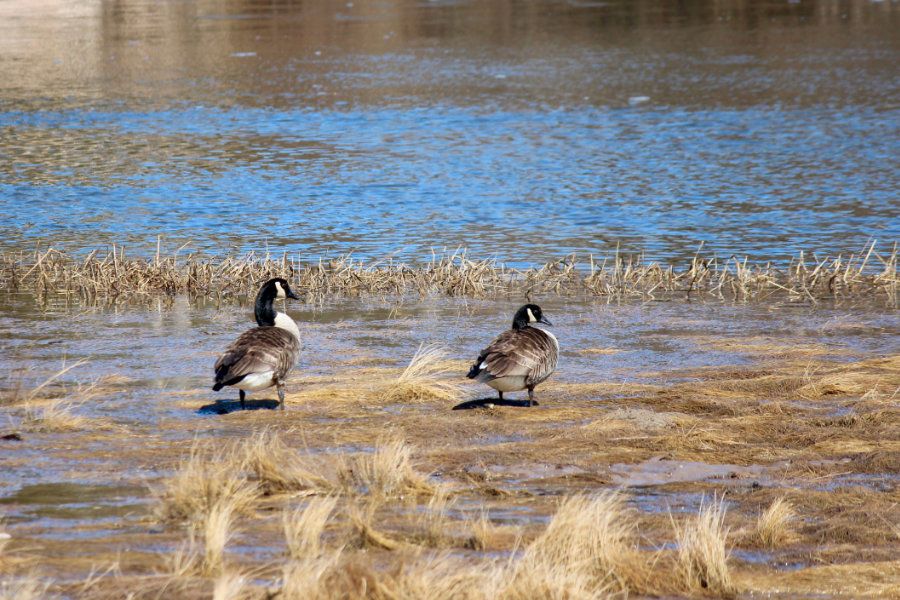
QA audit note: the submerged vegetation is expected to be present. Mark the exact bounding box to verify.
[2,240,898,303]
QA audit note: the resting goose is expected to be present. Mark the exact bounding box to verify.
[212,278,301,410]
[466,304,559,407]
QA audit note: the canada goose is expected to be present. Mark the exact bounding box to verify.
[466,304,559,407]
[212,278,301,410]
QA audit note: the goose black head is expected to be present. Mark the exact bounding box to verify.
[512,304,551,330]
[254,278,299,326]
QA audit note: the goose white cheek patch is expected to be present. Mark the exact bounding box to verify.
[527,308,536,322]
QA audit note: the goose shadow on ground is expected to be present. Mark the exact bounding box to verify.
[197,399,280,415]
[452,397,538,410]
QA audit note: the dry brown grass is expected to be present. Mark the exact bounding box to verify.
[757,498,798,549]
[2,360,126,434]
[153,440,260,528]
[373,552,487,600]
[240,430,338,496]
[0,577,49,600]
[377,343,463,404]
[201,498,237,576]
[675,495,735,595]
[283,496,338,559]
[2,359,89,407]
[280,552,352,600]
[503,492,655,598]
[4,241,897,302]
[339,435,436,499]
[212,571,249,600]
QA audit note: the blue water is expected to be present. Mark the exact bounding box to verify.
[1,0,899,268]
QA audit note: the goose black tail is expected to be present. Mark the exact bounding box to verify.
[466,363,481,379]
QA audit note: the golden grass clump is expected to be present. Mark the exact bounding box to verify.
[675,495,735,595]
[153,440,259,528]
[239,431,338,496]
[283,496,338,559]
[378,343,463,404]
[2,359,89,408]
[502,492,647,599]
[340,435,435,499]
[202,498,237,576]
[280,552,348,600]
[757,497,798,548]
[0,577,49,600]
[212,571,249,600]
[373,552,485,600]
[4,240,897,302]
[414,488,458,548]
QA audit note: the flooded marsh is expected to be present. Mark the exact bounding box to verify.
[2,288,899,598]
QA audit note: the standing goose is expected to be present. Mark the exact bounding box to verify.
[212,278,301,410]
[466,304,559,407]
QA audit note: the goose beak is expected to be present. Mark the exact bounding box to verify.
[286,289,300,300]
[540,316,552,326]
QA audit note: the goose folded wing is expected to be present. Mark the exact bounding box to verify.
[215,327,299,382]
[480,329,550,378]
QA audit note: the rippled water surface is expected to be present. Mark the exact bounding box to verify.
[2,0,899,267]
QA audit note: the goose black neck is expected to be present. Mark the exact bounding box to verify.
[512,309,530,330]
[254,285,278,327]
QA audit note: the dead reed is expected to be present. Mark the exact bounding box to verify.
[339,435,436,499]
[3,241,897,302]
[377,343,463,404]
[502,491,662,599]
[152,440,260,528]
[757,498,798,549]
[283,497,338,559]
[675,495,735,595]
[0,577,49,600]
[240,431,338,496]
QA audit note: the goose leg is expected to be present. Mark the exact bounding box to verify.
[239,390,246,410]
[498,391,504,402]
[527,388,534,407]
[277,384,285,411]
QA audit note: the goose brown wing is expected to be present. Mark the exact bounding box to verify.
[214,327,300,385]
[476,328,556,380]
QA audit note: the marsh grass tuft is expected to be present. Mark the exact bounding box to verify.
[5,241,897,302]
[757,497,798,548]
[502,492,651,598]
[0,577,49,600]
[340,435,435,499]
[153,440,259,528]
[280,552,348,600]
[283,496,338,559]
[20,395,95,432]
[240,431,338,496]
[374,552,485,600]
[202,498,237,576]
[414,488,457,548]
[675,495,735,595]
[378,343,463,404]
[212,571,248,600]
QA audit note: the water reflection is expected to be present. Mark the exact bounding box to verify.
[1,0,898,266]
